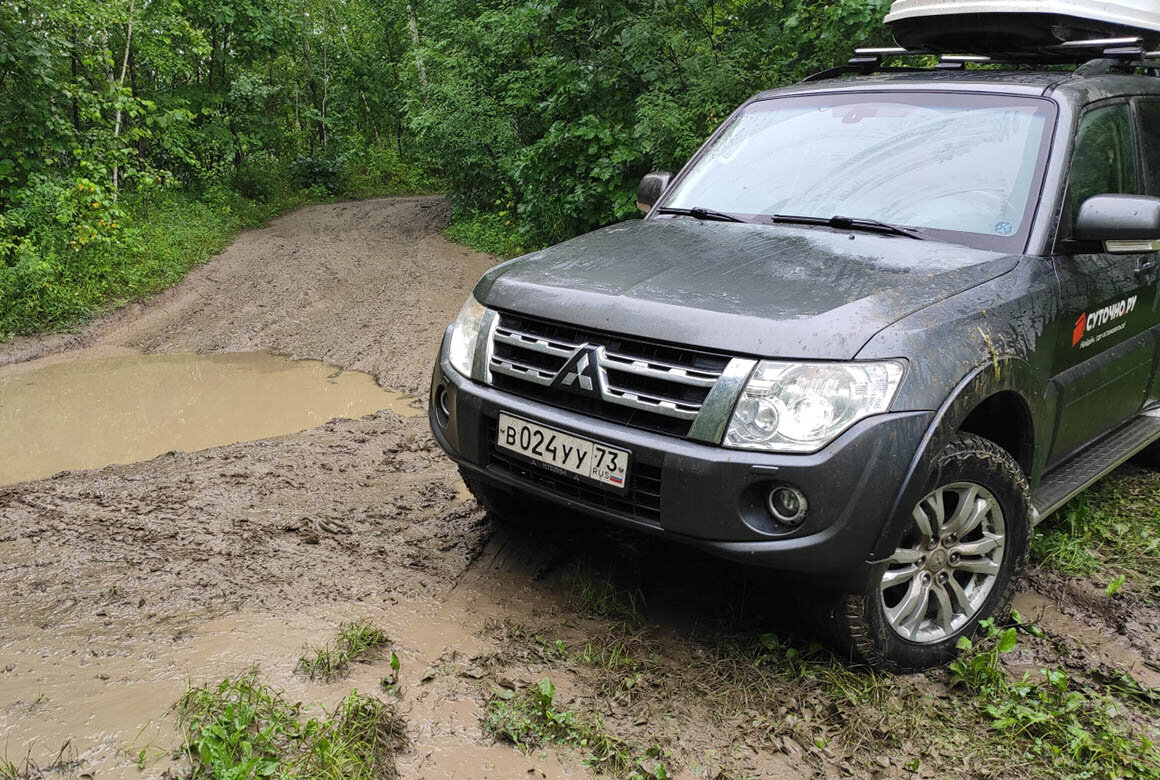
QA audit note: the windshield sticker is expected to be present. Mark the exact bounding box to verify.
[995,222,1014,236]
[1072,295,1137,348]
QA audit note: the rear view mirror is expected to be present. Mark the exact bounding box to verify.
[1075,194,1160,254]
[636,171,672,214]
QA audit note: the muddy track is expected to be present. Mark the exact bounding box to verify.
[1,196,1157,779]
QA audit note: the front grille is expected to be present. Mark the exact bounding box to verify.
[489,312,732,438]
[486,418,663,524]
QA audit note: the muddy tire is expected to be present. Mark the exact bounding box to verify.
[831,433,1031,672]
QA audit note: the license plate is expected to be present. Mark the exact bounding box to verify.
[496,413,629,490]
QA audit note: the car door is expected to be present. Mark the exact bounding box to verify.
[1047,100,1159,466]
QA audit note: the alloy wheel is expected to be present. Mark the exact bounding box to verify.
[880,481,1006,644]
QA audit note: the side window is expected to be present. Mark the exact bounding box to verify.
[1067,103,1139,228]
[1138,101,1160,196]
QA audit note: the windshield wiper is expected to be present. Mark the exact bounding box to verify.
[771,214,937,241]
[656,206,747,224]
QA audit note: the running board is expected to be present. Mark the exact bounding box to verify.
[1031,412,1160,523]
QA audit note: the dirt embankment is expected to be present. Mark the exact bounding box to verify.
[1,196,1157,780]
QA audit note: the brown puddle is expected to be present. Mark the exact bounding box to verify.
[0,352,421,485]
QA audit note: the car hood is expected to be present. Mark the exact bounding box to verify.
[475,218,1021,359]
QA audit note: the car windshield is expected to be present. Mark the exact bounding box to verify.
[662,92,1056,250]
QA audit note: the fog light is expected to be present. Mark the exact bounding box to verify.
[435,385,451,426]
[768,486,808,526]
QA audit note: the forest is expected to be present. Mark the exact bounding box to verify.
[0,0,890,337]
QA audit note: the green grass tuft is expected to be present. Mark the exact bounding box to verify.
[296,620,390,682]
[485,677,668,779]
[176,668,406,780]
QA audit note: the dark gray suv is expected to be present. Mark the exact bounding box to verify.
[429,43,1160,670]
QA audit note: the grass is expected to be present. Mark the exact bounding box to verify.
[1032,466,1160,600]
[0,186,309,339]
[296,620,390,682]
[0,743,81,780]
[176,668,406,780]
[567,569,646,624]
[485,677,669,779]
[443,208,533,259]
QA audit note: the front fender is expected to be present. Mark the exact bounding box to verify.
[868,357,1049,563]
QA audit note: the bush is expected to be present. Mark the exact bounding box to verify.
[231,157,289,204]
[341,142,432,198]
[289,156,343,195]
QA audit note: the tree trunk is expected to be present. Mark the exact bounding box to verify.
[406,2,428,91]
[111,0,135,199]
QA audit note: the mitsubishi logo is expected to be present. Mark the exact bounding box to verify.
[554,346,603,397]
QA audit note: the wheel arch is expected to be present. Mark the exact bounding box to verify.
[870,358,1044,563]
[957,390,1035,477]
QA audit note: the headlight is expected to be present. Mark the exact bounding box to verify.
[724,360,904,453]
[447,294,487,379]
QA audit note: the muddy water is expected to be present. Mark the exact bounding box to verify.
[0,352,421,485]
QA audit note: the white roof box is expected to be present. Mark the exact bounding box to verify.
[885,0,1160,52]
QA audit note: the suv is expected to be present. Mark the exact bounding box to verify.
[429,41,1160,670]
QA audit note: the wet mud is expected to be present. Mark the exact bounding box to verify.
[0,196,1157,779]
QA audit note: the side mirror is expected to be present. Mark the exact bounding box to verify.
[636,171,672,214]
[1075,194,1160,254]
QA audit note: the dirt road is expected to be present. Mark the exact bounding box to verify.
[1,197,1157,780]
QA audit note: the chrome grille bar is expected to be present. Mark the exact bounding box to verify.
[603,387,700,420]
[487,314,748,439]
[491,356,556,386]
[493,327,578,358]
[601,351,721,388]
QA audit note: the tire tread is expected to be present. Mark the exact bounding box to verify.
[832,432,1030,673]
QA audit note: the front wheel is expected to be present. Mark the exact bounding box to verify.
[832,433,1030,672]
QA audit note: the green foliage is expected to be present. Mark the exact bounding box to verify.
[0,184,294,338]
[567,570,647,624]
[176,669,406,780]
[3,0,895,339]
[412,0,893,246]
[296,620,390,682]
[1,0,429,339]
[443,209,530,259]
[951,621,1160,778]
[485,678,669,779]
[289,157,344,195]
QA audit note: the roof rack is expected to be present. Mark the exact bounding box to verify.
[803,37,1160,82]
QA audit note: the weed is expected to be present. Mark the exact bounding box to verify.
[1107,573,1126,598]
[952,622,1160,778]
[485,678,668,779]
[296,620,389,682]
[176,668,405,780]
[379,652,401,693]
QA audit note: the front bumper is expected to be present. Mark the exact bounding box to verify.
[430,350,933,587]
